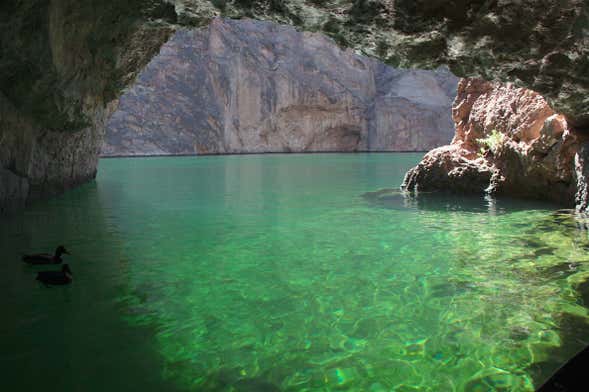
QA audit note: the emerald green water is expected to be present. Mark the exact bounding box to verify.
[3,153,589,391]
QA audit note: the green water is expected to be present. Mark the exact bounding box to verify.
[3,153,589,391]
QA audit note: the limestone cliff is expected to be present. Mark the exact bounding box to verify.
[102,19,457,156]
[402,78,589,210]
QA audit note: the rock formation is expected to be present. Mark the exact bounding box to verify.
[170,0,589,127]
[102,19,457,156]
[0,1,176,213]
[1,1,588,212]
[402,78,589,210]
[0,94,117,214]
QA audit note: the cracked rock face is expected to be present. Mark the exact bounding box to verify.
[172,0,589,127]
[4,1,587,132]
[402,78,589,211]
[1,0,588,212]
[0,1,176,213]
[0,93,118,214]
[102,18,457,156]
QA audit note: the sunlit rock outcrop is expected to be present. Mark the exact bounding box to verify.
[102,19,457,156]
[1,0,588,212]
[402,78,589,210]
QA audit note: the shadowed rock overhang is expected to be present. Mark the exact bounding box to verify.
[2,0,588,130]
[1,0,588,212]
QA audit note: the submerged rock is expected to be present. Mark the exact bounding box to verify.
[464,367,531,391]
[402,78,589,211]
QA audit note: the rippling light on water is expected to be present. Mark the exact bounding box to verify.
[2,153,589,391]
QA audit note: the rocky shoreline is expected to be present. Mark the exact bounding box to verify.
[101,150,431,158]
[402,78,589,211]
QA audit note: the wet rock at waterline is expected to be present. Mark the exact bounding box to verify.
[402,78,589,211]
[401,144,494,194]
[0,1,175,213]
[102,19,457,156]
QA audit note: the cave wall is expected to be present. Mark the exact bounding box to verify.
[0,94,116,214]
[171,0,589,127]
[102,18,457,156]
[1,0,588,213]
[0,1,175,213]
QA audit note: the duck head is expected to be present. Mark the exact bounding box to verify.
[55,245,70,256]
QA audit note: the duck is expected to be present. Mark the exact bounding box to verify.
[22,245,70,265]
[36,264,72,286]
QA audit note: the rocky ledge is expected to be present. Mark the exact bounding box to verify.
[402,78,589,211]
[102,18,457,156]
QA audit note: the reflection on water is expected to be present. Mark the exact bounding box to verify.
[2,153,589,391]
[362,188,560,215]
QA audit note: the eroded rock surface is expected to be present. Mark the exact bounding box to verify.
[0,93,118,214]
[0,1,176,212]
[402,78,589,210]
[102,19,457,156]
[168,1,589,126]
[1,0,588,212]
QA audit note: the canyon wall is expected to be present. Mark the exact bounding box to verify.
[402,78,589,210]
[170,0,589,127]
[0,1,176,213]
[1,1,588,213]
[102,19,457,156]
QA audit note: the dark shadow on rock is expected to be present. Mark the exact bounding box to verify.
[575,279,589,312]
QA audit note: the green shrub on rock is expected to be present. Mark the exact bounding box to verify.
[477,129,506,155]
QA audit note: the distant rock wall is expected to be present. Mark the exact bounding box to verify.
[102,18,458,156]
[402,78,589,210]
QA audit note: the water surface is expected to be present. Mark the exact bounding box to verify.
[2,153,589,391]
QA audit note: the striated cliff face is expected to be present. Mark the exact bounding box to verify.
[402,78,589,210]
[102,19,457,156]
[170,0,589,127]
[1,0,589,212]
